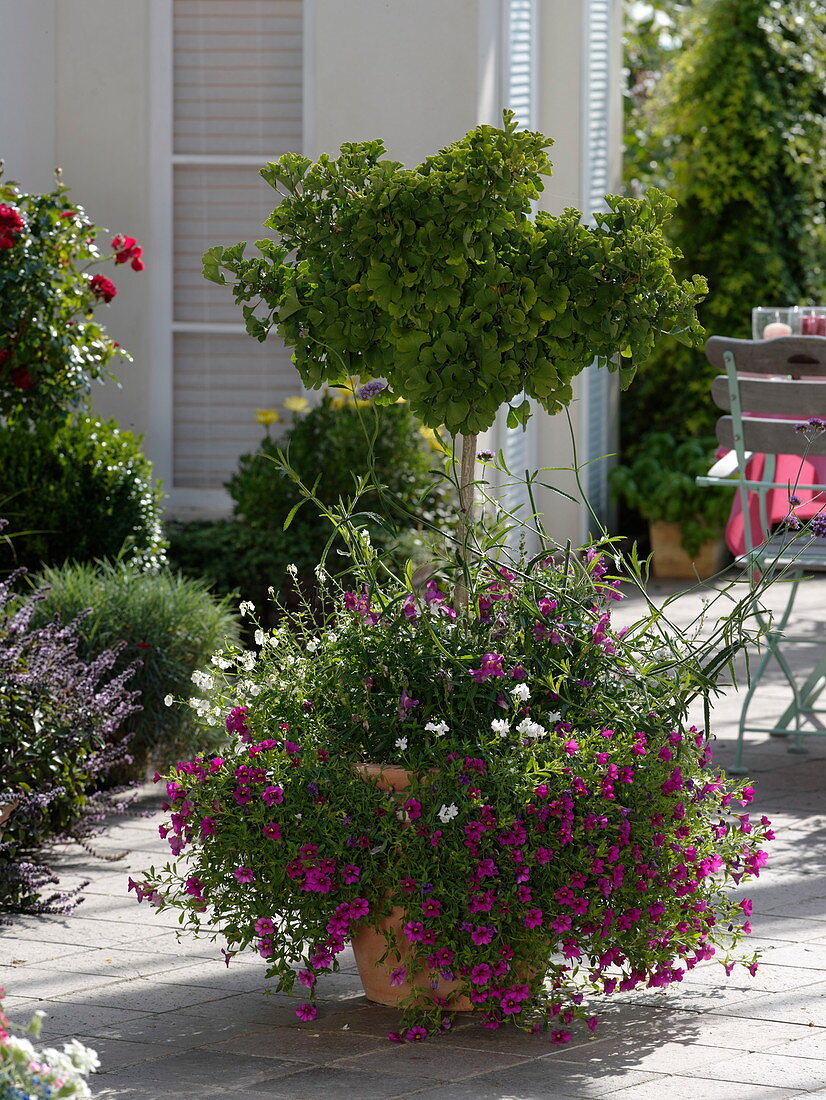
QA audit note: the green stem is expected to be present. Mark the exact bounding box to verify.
[454,432,477,611]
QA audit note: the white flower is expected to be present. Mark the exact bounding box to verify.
[191,670,214,690]
[211,654,231,670]
[438,803,459,823]
[516,717,547,738]
[425,720,449,737]
[395,736,408,751]
[511,682,531,702]
[491,718,511,737]
[306,638,319,652]
[239,600,255,617]
[237,651,256,671]
[163,694,174,707]
[286,562,298,576]
[546,711,562,726]
[254,628,266,647]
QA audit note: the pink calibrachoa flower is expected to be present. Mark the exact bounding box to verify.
[257,937,273,957]
[254,917,275,935]
[262,785,284,805]
[295,1003,317,1022]
[233,866,254,883]
[389,966,407,987]
[405,1026,428,1041]
[341,864,361,883]
[262,822,283,839]
[200,816,216,837]
[470,924,495,945]
[297,969,316,987]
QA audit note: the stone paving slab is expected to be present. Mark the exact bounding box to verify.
[3,573,826,1097]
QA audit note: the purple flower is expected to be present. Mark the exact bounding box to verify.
[356,379,387,400]
[405,1026,428,1042]
[341,864,361,884]
[295,1003,318,1022]
[476,449,494,461]
[199,816,216,837]
[398,688,420,717]
[389,966,407,987]
[303,869,333,893]
[470,924,495,945]
[255,917,275,935]
[262,822,282,839]
[234,866,254,884]
[469,653,506,683]
[297,968,316,987]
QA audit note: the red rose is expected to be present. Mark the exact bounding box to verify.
[11,366,33,390]
[0,203,24,249]
[90,274,117,302]
[111,234,143,269]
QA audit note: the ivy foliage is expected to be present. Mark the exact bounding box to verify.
[621,0,826,447]
[204,112,706,437]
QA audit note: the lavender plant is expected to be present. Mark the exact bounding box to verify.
[0,539,141,915]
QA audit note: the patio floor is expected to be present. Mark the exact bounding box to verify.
[3,571,826,1098]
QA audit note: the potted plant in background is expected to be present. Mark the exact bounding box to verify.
[132,115,772,1044]
[608,432,733,579]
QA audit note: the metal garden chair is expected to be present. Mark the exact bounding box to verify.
[698,334,826,772]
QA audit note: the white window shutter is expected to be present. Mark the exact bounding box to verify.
[582,0,616,534]
[171,0,303,490]
[493,0,538,551]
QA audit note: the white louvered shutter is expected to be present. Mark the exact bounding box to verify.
[172,0,303,490]
[582,0,616,533]
[493,0,537,551]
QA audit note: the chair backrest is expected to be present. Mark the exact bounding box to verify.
[705,335,826,560]
[706,335,826,458]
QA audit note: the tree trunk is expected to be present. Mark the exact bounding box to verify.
[454,432,477,611]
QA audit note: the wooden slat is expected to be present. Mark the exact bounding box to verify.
[716,415,826,457]
[173,332,298,489]
[706,335,826,376]
[712,375,826,415]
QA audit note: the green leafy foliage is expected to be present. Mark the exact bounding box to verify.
[29,560,241,780]
[0,171,142,423]
[167,394,454,614]
[609,433,733,554]
[204,112,706,437]
[621,0,826,446]
[0,415,167,574]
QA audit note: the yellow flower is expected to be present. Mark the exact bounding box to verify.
[256,409,282,427]
[419,426,448,453]
[283,395,310,414]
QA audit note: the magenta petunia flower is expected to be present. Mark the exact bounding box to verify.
[262,785,285,806]
[199,816,216,837]
[341,864,361,884]
[297,969,316,988]
[405,1026,427,1042]
[389,966,407,987]
[295,1003,317,1022]
[233,866,254,883]
[262,822,282,839]
[254,917,275,935]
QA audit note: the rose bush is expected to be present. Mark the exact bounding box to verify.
[0,170,142,422]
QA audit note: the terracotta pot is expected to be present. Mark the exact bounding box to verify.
[350,761,473,1010]
[649,521,727,580]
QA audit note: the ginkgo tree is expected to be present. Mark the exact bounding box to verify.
[204,111,706,545]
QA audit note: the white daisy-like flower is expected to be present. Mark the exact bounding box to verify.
[163,694,174,707]
[395,736,408,751]
[438,803,459,823]
[425,720,450,737]
[516,717,547,738]
[491,718,511,737]
[511,682,531,702]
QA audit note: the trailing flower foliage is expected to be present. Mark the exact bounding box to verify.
[203,111,706,436]
[135,544,771,1041]
[0,170,142,423]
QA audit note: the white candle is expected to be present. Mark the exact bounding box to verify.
[762,322,792,339]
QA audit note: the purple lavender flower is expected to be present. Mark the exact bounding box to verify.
[356,379,388,400]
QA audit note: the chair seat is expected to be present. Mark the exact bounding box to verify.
[748,532,826,572]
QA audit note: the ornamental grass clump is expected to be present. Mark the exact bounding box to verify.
[134,541,771,1042]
